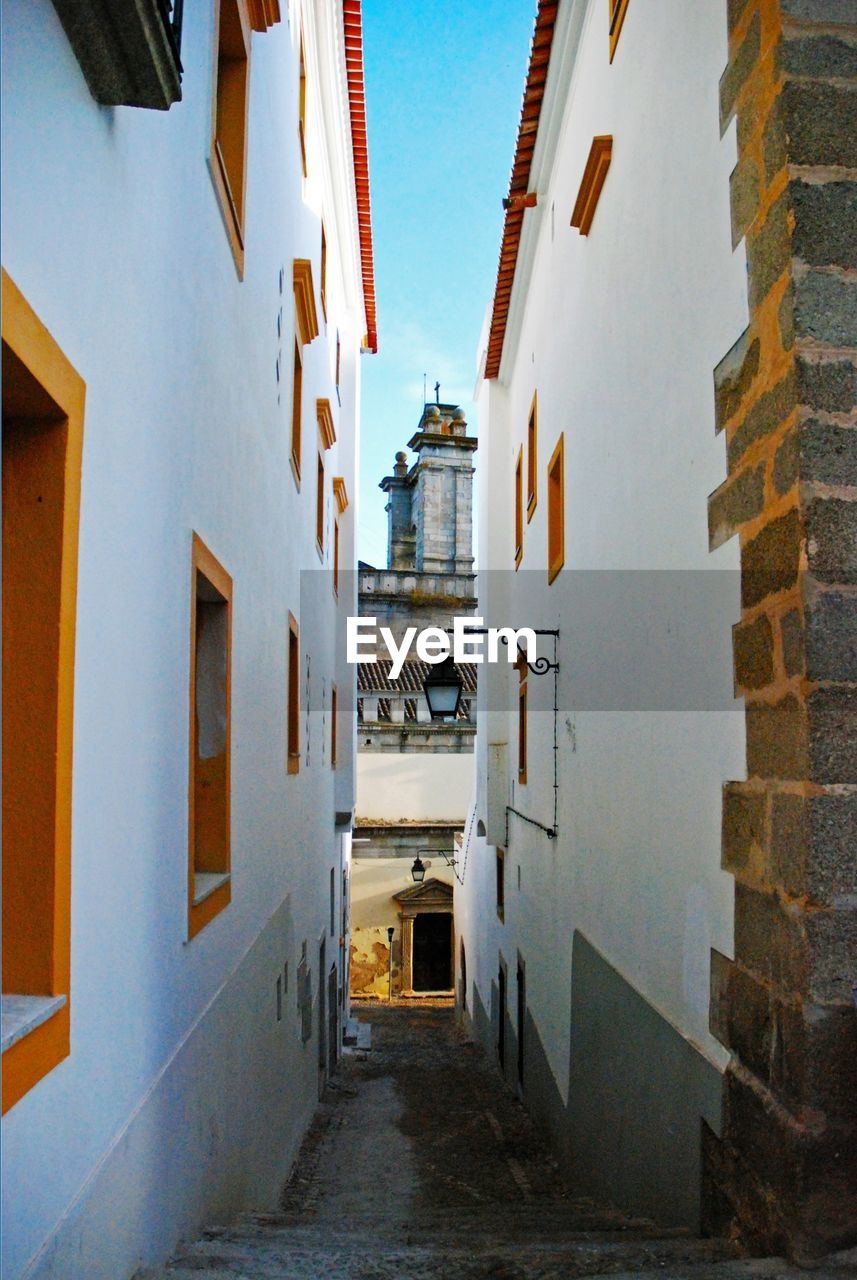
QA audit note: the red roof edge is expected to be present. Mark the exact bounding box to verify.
[343,0,377,353]
[484,1,559,380]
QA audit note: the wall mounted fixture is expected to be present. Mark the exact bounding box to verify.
[420,627,561,843]
[410,856,426,883]
[422,655,463,720]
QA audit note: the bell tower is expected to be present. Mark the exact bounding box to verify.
[380,403,477,574]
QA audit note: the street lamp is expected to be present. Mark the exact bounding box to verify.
[410,856,426,883]
[422,654,463,721]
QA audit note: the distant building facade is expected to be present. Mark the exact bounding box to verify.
[351,404,477,998]
[1,2,374,1277]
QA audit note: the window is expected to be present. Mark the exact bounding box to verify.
[331,684,338,768]
[317,398,336,450]
[570,137,613,236]
[335,331,341,403]
[209,0,251,273]
[496,849,506,922]
[526,393,537,519]
[517,661,528,785]
[320,223,328,320]
[288,613,300,774]
[514,446,523,568]
[188,535,232,940]
[298,31,307,176]
[1,271,83,1114]
[547,434,565,584]
[609,0,630,61]
[316,452,325,555]
[293,260,320,347]
[291,339,302,483]
[332,481,347,599]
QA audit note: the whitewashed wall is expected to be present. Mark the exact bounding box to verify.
[357,753,475,823]
[1,0,365,1276]
[458,0,747,1124]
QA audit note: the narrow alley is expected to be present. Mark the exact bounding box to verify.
[150,1007,838,1280]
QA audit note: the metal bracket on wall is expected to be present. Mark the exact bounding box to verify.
[504,629,560,843]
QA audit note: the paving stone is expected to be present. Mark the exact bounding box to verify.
[154,1007,828,1280]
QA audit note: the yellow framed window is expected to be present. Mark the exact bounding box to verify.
[291,339,302,484]
[188,535,232,940]
[547,434,565,584]
[288,613,300,774]
[316,451,325,555]
[526,393,537,519]
[298,31,308,175]
[209,0,251,273]
[1,271,83,1114]
[609,0,630,61]
[514,446,523,568]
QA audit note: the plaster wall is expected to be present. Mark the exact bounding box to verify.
[357,752,474,823]
[1,1,363,1275]
[350,858,455,998]
[457,0,749,1227]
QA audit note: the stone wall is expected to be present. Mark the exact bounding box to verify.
[704,0,857,1257]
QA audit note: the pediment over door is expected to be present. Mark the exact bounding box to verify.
[393,878,453,911]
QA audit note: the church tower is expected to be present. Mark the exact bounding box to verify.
[380,402,477,574]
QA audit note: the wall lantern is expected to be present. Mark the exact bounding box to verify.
[422,654,462,721]
[410,856,426,883]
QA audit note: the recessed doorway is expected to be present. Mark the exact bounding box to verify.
[412,913,452,992]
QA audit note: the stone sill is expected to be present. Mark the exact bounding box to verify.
[193,871,231,906]
[1,994,67,1053]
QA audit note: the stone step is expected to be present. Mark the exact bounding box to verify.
[151,1241,808,1280]
[217,1204,694,1242]
[147,1226,784,1280]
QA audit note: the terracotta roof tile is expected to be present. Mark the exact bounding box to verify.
[484,0,559,380]
[343,1,377,353]
[357,660,478,695]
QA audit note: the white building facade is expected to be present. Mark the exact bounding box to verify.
[456,0,748,1233]
[1,0,375,1275]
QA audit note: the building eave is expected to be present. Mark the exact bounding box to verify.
[484,1,559,381]
[343,0,378,353]
[483,0,586,384]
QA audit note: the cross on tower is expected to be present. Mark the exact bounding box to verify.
[434,381,440,404]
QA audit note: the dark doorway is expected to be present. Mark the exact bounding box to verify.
[412,913,452,991]
[517,960,525,1088]
[327,964,338,1074]
[318,938,327,1090]
[498,964,506,1070]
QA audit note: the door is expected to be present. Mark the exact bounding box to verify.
[497,964,506,1070]
[327,964,338,1074]
[516,960,525,1088]
[412,912,452,991]
[318,938,327,1089]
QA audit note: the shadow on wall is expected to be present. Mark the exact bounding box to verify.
[460,932,722,1233]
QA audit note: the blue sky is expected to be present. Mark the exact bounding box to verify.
[357,0,536,566]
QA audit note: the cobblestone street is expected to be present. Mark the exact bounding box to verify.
[149,1005,851,1279]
